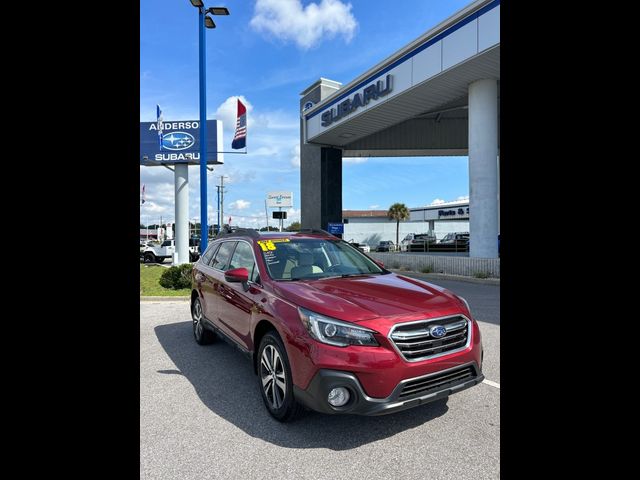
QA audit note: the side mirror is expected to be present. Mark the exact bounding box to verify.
[374,260,384,268]
[225,267,249,283]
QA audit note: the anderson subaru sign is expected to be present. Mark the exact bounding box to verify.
[140,119,224,166]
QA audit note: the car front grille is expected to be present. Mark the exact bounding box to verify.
[397,365,476,399]
[389,315,470,362]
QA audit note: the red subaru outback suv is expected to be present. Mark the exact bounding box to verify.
[190,229,484,422]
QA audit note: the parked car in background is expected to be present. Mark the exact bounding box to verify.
[358,243,371,253]
[400,233,437,252]
[191,229,484,421]
[347,240,369,253]
[376,240,395,252]
[436,232,469,251]
[141,238,201,263]
[140,240,155,255]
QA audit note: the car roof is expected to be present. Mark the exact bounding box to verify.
[213,229,338,242]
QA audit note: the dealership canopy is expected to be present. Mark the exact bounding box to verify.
[299,0,499,258]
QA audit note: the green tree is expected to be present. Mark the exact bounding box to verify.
[286,221,301,231]
[388,203,410,249]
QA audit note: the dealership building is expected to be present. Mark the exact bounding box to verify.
[343,200,470,245]
[299,0,500,258]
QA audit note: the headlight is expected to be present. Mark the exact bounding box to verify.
[298,307,379,347]
[457,295,472,316]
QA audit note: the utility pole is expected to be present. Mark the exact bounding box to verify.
[219,175,228,229]
[264,199,269,231]
[216,185,221,233]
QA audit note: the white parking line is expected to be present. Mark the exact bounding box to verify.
[482,379,500,389]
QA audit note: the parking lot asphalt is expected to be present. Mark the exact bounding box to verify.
[140,279,500,480]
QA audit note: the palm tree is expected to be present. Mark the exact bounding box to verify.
[388,203,410,250]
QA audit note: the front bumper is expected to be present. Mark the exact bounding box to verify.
[293,362,483,416]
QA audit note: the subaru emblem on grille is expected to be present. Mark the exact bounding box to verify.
[430,325,447,338]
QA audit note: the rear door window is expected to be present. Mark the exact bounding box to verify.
[210,242,237,271]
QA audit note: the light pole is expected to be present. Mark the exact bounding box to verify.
[188,1,230,254]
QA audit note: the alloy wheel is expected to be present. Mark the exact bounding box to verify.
[260,345,286,410]
[192,300,203,340]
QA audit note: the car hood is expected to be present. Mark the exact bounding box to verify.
[272,273,463,323]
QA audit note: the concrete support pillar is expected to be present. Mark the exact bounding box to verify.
[428,220,435,232]
[300,78,343,234]
[468,78,499,258]
[174,164,189,264]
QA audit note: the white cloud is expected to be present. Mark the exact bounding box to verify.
[214,96,254,133]
[286,208,301,223]
[250,0,358,50]
[456,195,469,202]
[252,146,279,156]
[230,199,251,210]
[291,144,300,168]
[369,204,380,209]
[430,198,446,205]
[343,157,368,164]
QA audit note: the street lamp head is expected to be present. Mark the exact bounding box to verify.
[189,0,204,7]
[204,15,216,28]
[207,7,230,15]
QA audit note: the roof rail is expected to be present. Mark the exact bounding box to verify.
[295,228,335,236]
[214,228,260,239]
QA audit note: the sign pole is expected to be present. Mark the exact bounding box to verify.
[198,6,208,253]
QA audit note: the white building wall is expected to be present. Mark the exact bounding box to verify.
[343,219,469,245]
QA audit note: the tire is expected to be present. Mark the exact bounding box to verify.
[144,252,156,263]
[257,331,305,422]
[191,297,215,345]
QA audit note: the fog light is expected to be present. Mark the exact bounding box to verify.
[328,387,350,407]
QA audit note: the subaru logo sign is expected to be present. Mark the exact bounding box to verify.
[430,325,447,338]
[302,101,314,112]
[161,131,195,151]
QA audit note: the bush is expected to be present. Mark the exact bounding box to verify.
[473,271,490,279]
[159,263,193,290]
[421,265,434,273]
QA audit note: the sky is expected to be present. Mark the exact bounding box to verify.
[140,0,472,228]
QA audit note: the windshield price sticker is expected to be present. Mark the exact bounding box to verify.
[264,250,279,264]
[257,239,290,251]
[257,240,276,251]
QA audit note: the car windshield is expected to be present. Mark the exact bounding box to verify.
[258,238,387,281]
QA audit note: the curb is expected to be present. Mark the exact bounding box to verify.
[140,296,190,302]
[389,270,500,285]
